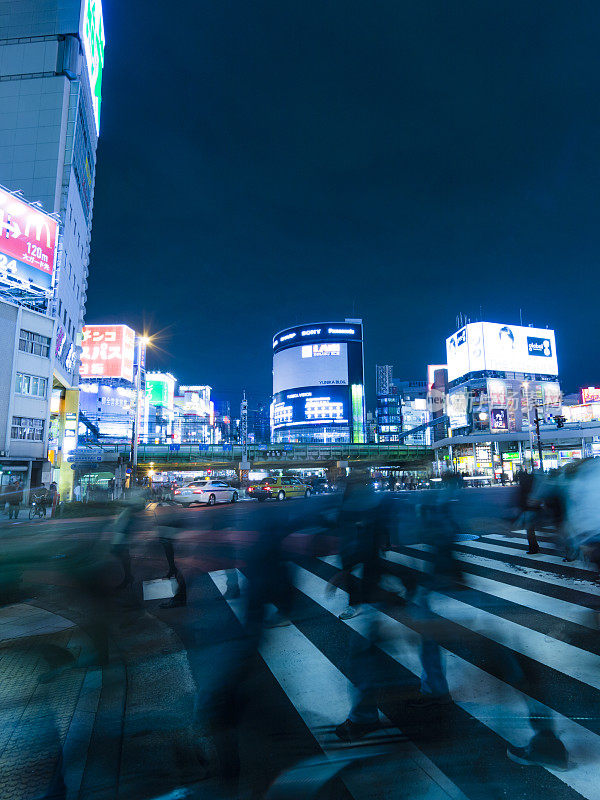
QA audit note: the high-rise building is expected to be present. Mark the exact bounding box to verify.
[375,365,428,443]
[0,1,105,498]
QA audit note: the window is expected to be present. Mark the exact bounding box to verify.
[11,416,44,441]
[15,373,47,398]
[18,330,51,358]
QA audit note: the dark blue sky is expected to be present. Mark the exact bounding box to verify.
[87,1,600,404]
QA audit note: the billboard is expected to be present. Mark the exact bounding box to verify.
[446,322,558,381]
[83,0,105,134]
[80,325,136,382]
[0,185,58,293]
[582,387,600,404]
[490,408,508,431]
[448,387,469,430]
[146,373,175,408]
[273,342,348,395]
[272,386,349,430]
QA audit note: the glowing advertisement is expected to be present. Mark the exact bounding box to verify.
[273,343,348,395]
[582,387,600,404]
[487,378,507,407]
[83,0,105,133]
[446,323,558,381]
[146,373,175,408]
[272,387,349,429]
[448,387,469,429]
[351,384,365,443]
[490,408,508,431]
[0,185,58,293]
[80,325,136,382]
[542,382,562,407]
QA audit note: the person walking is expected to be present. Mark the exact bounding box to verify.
[7,479,23,520]
[516,469,541,554]
[153,505,187,608]
[48,481,59,517]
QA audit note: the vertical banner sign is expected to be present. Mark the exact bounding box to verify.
[83,0,106,134]
[351,384,365,443]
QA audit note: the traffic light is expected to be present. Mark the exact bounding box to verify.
[554,415,566,428]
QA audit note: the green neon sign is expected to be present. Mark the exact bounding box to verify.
[83,0,105,133]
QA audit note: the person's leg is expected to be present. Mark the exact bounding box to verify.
[419,637,451,700]
[112,544,133,588]
[160,537,177,578]
[526,526,540,554]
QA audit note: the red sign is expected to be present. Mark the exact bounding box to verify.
[0,185,57,283]
[581,387,600,404]
[80,325,136,382]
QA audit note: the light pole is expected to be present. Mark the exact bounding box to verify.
[132,335,150,479]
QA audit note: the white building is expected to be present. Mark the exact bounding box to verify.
[0,0,105,498]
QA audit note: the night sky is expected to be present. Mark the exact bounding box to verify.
[87,2,600,405]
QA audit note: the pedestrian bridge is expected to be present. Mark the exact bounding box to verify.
[104,442,432,472]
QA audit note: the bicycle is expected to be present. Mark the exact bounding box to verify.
[29,499,47,520]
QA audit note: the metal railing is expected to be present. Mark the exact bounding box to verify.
[101,442,432,464]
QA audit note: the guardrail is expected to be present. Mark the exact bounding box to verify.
[101,442,432,465]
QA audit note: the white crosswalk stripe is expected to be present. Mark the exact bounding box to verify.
[207,531,600,800]
[383,549,599,629]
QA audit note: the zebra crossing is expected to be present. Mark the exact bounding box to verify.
[209,530,600,800]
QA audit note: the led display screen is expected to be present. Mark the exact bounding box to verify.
[273,343,348,395]
[272,386,349,429]
[0,185,58,293]
[446,322,558,381]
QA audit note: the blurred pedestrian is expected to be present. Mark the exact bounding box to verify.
[7,479,23,520]
[154,504,187,608]
[516,469,541,554]
[327,471,398,740]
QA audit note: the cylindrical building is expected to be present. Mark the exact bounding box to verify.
[271,320,365,443]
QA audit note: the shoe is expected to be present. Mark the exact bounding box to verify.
[335,718,380,742]
[160,597,186,608]
[264,612,291,628]
[507,731,569,770]
[407,692,452,708]
[526,549,540,555]
[338,605,360,620]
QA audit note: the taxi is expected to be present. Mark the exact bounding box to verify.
[247,476,312,501]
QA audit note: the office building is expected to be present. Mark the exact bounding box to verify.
[0,0,105,498]
[271,320,365,443]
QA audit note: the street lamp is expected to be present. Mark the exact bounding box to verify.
[132,334,152,478]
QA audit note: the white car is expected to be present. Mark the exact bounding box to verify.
[173,480,239,506]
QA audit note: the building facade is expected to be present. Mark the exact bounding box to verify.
[0,0,105,498]
[374,365,428,443]
[437,321,562,478]
[271,320,366,444]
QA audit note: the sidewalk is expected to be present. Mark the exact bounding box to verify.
[0,593,207,800]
